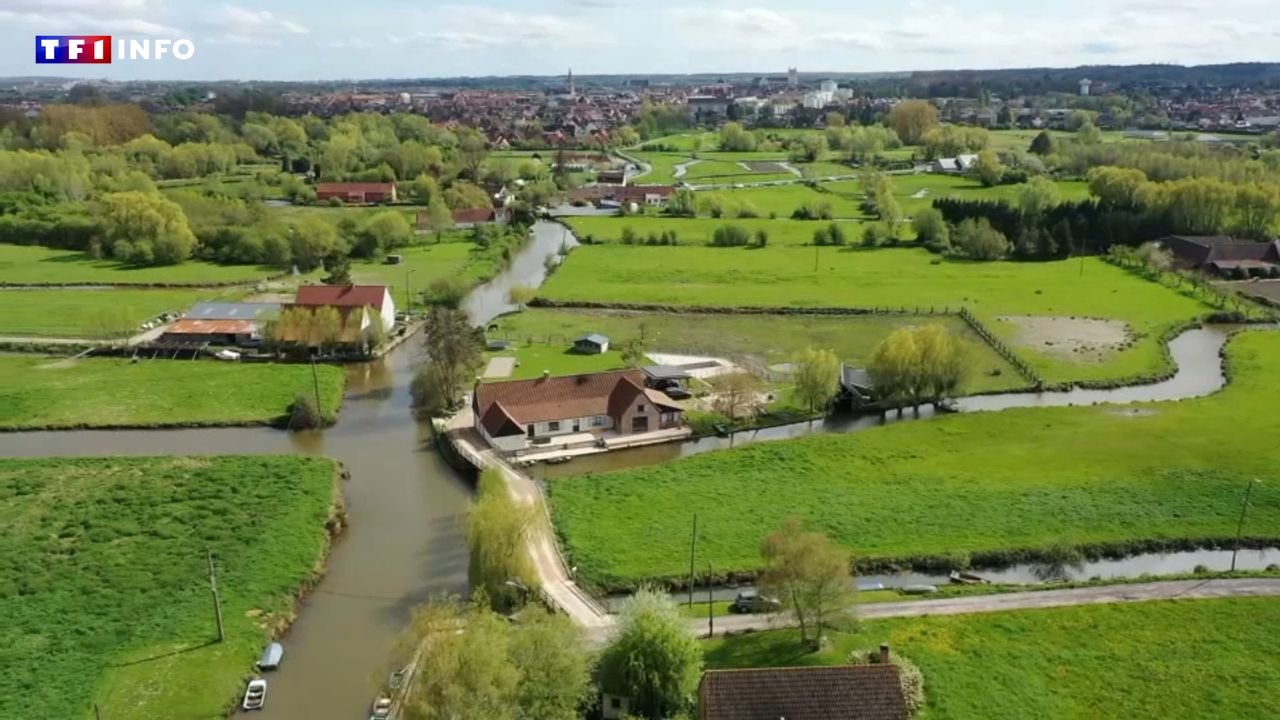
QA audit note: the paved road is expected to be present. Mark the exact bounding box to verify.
[696,578,1280,636]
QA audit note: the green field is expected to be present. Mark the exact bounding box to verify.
[695,184,866,219]
[0,288,232,338]
[351,239,501,309]
[0,355,344,429]
[820,174,1092,218]
[0,245,282,286]
[488,308,1022,394]
[0,455,338,720]
[704,598,1280,720]
[483,342,635,381]
[549,331,1280,589]
[541,245,1211,383]
[566,216,865,246]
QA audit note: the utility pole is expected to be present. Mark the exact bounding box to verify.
[207,548,224,643]
[310,356,322,417]
[687,513,698,607]
[405,268,416,315]
[814,244,819,272]
[707,561,714,638]
[1231,479,1259,572]
[94,703,102,720]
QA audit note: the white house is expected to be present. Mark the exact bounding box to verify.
[294,284,397,333]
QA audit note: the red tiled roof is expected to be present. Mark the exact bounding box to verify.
[295,284,387,308]
[615,185,676,201]
[698,665,908,720]
[474,369,645,426]
[480,401,524,438]
[314,182,395,193]
[452,207,499,224]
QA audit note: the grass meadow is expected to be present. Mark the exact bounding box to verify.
[0,455,339,720]
[566,216,866,246]
[0,355,345,429]
[0,245,283,286]
[351,238,499,308]
[0,288,234,338]
[488,308,1023,393]
[540,245,1211,384]
[549,331,1280,589]
[703,598,1280,720]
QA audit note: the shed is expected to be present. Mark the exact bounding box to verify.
[642,365,691,388]
[837,364,876,408]
[573,333,610,354]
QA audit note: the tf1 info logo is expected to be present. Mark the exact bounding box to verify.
[35,36,195,64]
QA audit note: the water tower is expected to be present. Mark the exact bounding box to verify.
[1079,78,1092,96]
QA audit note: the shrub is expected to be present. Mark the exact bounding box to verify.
[827,222,847,246]
[326,196,343,207]
[289,393,322,429]
[709,224,750,247]
[862,224,882,248]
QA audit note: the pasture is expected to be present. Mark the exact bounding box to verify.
[541,244,1211,383]
[548,331,1280,589]
[566,216,864,246]
[351,239,493,308]
[0,355,345,429]
[0,244,283,286]
[0,287,231,338]
[704,598,1280,720]
[0,455,339,720]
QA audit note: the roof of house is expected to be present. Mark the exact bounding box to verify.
[474,369,649,428]
[315,182,394,193]
[698,665,908,720]
[184,302,280,321]
[452,207,500,224]
[1160,236,1280,266]
[575,333,609,345]
[615,185,676,201]
[163,319,258,336]
[295,284,388,308]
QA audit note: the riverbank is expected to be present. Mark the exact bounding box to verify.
[549,329,1280,592]
[0,455,340,720]
[0,354,345,430]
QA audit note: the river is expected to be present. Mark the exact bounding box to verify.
[0,221,575,720]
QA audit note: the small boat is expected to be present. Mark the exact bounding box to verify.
[242,678,267,711]
[948,571,989,585]
[388,667,408,690]
[257,642,284,671]
[544,456,573,465]
[901,584,940,595]
[935,398,960,413]
[713,423,730,437]
[369,696,393,720]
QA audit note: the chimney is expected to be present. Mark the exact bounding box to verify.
[879,643,890,664]
[542,369,550,380]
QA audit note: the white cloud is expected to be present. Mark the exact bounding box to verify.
[0,0,182,35]
[390,5,605,50]
[201,4,308,45]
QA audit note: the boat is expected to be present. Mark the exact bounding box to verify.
[948,571,989,585]
[388,667,408,690]
[369,695,393,720]
[713,423,730,437]
[257,642,284,671]
[544,455,573,465]
[901,584,940,595]
[935,398,960,413]
[242,678,267,711]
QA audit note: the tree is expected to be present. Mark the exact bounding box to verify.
[973,149,1004,187]
[321,249,352,284]
[508,608,593,720]
[1234,182,1280,239]
[599,588,703,720]
[668,188,697,217]
[791,347,840,415]
[468,469,537,612]
[507,284,537,309]
[290,216,339,272]
[952,217,1011,260]
[288,393,323,429]
[1028,131,1054,155]
[97,191,196,266]
[366,308,388,349]
[825,111,846,128]
[407,600,520,720]
[1018,176,1060,218]
[915,324,968,401]
[410,307,482,415]
[718,122,757,152]
[357,210,412,257]
[410,173,440,204]
[753,228,769,247]
[425,196,454,241]
[868,324,969,412]
[758,518,856,649]
[874,186,902,239]
[887,100,940,145]
[1086,166,1148,208]
[912,207,949,248]
[712,372,762,420]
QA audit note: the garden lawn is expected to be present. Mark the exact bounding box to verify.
[482,343,634,381]
[0,355,344,429]
[0,288,230,338]
[703,598,1280,720]
[541,245,1212,383]
[0,245,282,286]
[565,216,864,247]
[351,240,488,307]
[488,308,1023,393]
[548,331,1280,589]
[0,455,339,720]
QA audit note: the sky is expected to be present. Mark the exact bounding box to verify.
[2,0,1279,81]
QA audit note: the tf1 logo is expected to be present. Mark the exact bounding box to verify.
[35,36,195,64]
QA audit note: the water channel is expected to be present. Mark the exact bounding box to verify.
[0,220,1267,718]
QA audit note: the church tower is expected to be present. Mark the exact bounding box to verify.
[568,68,575,97]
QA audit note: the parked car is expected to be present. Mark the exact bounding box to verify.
[214,349,241,361]
[732,590,781,614]
[257,642,284,671]
[242,679,267,711]
[662,386,692,400]
[370,696,393,719]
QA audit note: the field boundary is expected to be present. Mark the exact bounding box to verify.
[956,307,1043,386]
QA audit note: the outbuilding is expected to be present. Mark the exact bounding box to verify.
[572,333,610,354]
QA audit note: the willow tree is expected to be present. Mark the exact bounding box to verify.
[467,469,537,612]
[758,518,856,648]
[791,347,840,416]
[869,324,968,413]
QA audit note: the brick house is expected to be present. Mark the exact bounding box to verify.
[472,369,684,454]
[315,182,397,204]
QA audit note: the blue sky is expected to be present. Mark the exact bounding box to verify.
[2,0,1277,81]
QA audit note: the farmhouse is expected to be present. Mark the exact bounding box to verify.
[596,169,626,185]
[697,664,908,720]
[294,284,396,333]
[448,207,509,229]
[315,182,397,204]
[472,369,685,454]
[1158,235,1280,277]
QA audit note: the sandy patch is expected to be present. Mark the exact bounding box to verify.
[998,315,1131,362]
[483,356,516,379]
[911,189,929,199]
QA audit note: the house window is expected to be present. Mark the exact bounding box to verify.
[591,416,606,428]
[610,697,622,710]
[636,404,645,412]
[548,421,561,432]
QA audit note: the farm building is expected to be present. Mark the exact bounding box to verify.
[472,369,685,454]
[573,333,609,354]
[446,207,509,229]
[294,284,396,333]
[315,182,397,204]
[158,302,281,347]
[1158,235,1280,277]
[931,155,978,174]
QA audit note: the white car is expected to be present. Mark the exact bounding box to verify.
[242,678,267,711]
[214,349,241,361]
[370,696,393,719]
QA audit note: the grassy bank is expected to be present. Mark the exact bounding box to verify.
[0,288,232,338]
[566,216,867,246]
[549,331,1280,589]
[0,355,344,429]
[0,244,283,286]
[0,455,340,719]
[703,598,1280,719]
[487,308,1023,394]
[541,245,1212,384]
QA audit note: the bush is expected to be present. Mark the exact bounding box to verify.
[862,224,882,247]
[827,222,847,246]
[288,393,322,429]
[709,224,750,247]
[326,196,343,207]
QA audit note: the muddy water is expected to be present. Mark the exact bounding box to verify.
[0,221,574,719]
[544,325,1241,479]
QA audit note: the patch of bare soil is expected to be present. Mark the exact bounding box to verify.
[998,315,1131,362]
